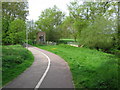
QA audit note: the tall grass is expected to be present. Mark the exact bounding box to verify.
[35,44,119,88]
[2,45,34,86]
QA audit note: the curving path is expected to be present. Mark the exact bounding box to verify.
[2,45,74,89]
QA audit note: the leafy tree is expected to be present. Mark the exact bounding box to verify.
[26,20,38,44]
[67,1,118,50]
[80,16,115,50]
[60,18,72,39]
[36,5,65,41]
[2,2,28,21]
[61,16,79,41]
[66,1,90,41]
[7,19,26,44]
[2,2,28,45]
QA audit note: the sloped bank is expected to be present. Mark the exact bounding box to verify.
[35,44,119,88]
[2,45,34,86]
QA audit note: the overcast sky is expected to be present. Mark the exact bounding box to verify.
[27,0,75,21]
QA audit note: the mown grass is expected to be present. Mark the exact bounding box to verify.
[2,45,34,86]
[35,44,119,88]
[58,39,76,44]
[60,39,75,42]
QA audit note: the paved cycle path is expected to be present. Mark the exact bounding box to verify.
[3,46,74,89]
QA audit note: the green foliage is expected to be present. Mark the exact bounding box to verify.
[2,17,11,44]
[79,16,115,49]
[6,19,26,44]
[36,5,65,41]
[118,2,120,49]
[27,20,38,41]
[66,1,118,50]
[61,17,78,41]
[35,44,119,88]
[2,2,28,45]
[2,2,28,21]
[2,45,34,85]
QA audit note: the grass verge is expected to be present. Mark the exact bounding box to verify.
[35,44,119,88]
[58,39,76,44]
[2,45,34,86]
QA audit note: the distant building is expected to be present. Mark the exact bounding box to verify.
[36,32,46,44]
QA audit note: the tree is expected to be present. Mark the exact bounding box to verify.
[67,1,118,50]
[2,2,28,45]
[7,19,26,44]
[80,16,116,50]
[61,16,79,41]
[67,1,90,41]
[2,2,28,21]
[36,5,65,41]
[27,20,38,42]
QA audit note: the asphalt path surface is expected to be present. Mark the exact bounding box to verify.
[2,45,74,89]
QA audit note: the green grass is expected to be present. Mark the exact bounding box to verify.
[58,39,77,44]
[60,39,75,41]
[2,45,34,86]
[35,44,119,88]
